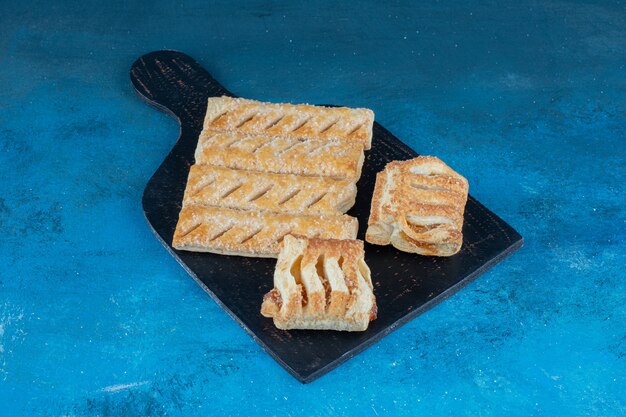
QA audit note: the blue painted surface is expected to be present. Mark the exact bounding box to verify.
[1,0,624,415]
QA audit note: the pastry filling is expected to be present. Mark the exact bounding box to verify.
[406,223,442,234]
[263,288,282,308]
[315,255,333,307]
[369,303,378,321]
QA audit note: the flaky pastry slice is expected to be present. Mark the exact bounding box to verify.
[183,164,357,215]
[173,206,358,258]
[195,130,364,180]
[366,156,469,256]
[203,96,374,149]
[261,235,376,331]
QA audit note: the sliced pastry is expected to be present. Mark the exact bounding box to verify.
[172,206,358,258]
[261,235,376,331]
[203,96,374,149]
[195,130,365,180]
[183,164,357,215]
[366,156,469,256]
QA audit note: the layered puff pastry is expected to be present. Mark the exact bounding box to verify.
[366,156,469,256]
[183,165,357,216]
[173,206,358,258]
[195,130,365,180]
[204,96,374,150]
[173,96,372,258]
[261,235,376,331]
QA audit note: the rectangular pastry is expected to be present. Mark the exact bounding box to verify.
[203,96,374,150]
[366,156,469,256]
[194,130,365,180]
[183,164,357,215]
[261,235,376,331]
[172,206,358,258]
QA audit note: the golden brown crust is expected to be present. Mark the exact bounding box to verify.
[174,96,371,258]
[365,156,469,256]
[195,130,364,180]
[367,169,393,235]
[172,206,358,258]
[183,164,357,215]
[393,229,463,256]
[261,235,376,331]
[203,96,374,150]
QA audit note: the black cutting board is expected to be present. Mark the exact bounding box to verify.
[131,50,523,383]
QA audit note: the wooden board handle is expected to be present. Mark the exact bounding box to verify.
[130,50,233,128]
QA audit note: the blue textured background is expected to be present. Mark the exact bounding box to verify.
[1,1,625,415]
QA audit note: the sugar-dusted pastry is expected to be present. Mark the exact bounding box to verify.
[366,156,469,256]
[261,235,377,331]
[173,95,372,257]
[203,96,374,150]
[172,206,358,258]
[194,130,365,180]
[183,164,357,215]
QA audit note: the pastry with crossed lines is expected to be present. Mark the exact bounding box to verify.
[173,96,374,257]
[203,96,374,150]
